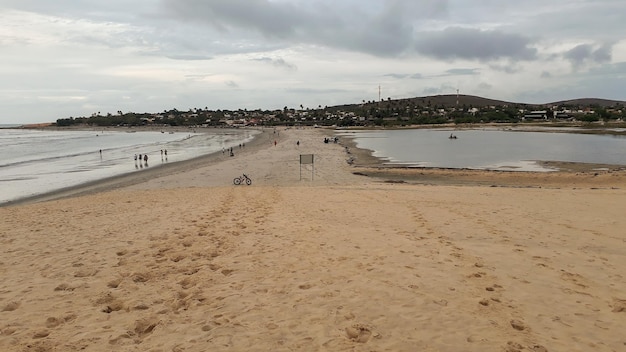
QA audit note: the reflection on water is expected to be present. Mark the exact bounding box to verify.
[339,128,626,172]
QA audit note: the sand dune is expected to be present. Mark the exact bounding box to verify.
[1,127,625,351]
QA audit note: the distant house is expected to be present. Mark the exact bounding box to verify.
[554,111,573,120]
[523,110,548,120]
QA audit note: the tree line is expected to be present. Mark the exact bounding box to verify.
[55,100,625,127]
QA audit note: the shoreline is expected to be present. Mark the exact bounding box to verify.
[1,127,272,207]
[337,126,626,171]
[5,125,626,207]
[337,129,626,189]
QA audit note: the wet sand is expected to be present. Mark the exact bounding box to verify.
[1,127,625,352]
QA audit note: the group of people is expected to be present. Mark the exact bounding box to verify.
[133,149,169,164]
[222,144,246,157]
[134,153,149,162]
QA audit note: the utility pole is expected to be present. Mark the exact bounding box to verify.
[379,85,381,102]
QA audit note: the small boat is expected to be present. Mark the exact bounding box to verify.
[449,133,458,139]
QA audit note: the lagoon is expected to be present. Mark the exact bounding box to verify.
[339,128,626,172]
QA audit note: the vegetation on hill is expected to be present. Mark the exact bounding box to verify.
[54,95,626,128]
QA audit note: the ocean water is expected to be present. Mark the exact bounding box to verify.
[339,128,626,171]
[0,128,259,204]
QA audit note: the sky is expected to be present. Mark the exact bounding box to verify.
[1,0,625,124]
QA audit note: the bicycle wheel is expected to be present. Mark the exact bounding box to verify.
[234,178,241,185]
[245,178,252,185]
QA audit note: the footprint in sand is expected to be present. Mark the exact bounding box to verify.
[2,301,20,312]
[32,330,50,339]
[468,272,487,278]
[74,268,98,278]
[345,324,375,343]
[131,272,152,283]
[107,278,122,288]
[510,319,527,331]
[170,254,186,262]
[53,283,78,291]
[611,298,626,313]
[560,270,589,289]
[179,276,198,289]
[45,314,77,328]
[95,292,126,313]
[134,317,159,338]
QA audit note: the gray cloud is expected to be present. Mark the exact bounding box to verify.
[422,83,457,95]
[422,87,440,95]
[225,80,239,88]
[504,1,626,43]
[564,43,613,70]
[415,27,538,61]
[161,0,302,38]
[160,0,450,57]
[0,0,158,22]
[520,63,626,103]
[285,87,349,95]
[384,73,410,79]
[167,54,213,61]
[477,82,493,90]
[1,0,626,123]
[488,63,522,74]
[384,73,425,79]
[444,68,480,76]
[253,57,297,71]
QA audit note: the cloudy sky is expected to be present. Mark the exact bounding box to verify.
[1,0,625,124]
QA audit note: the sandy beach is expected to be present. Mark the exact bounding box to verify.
[1,127,625,351]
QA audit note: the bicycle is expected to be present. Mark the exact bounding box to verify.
[233,174,252,185]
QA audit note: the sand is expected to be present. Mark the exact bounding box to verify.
[1,127,625,352]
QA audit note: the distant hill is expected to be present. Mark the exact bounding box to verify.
[545,98,626,108]
[402,95,516,108]
[332,94,626,110]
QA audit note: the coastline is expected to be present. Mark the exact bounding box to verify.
[6,125,626,208]
[1,127,625,351]
[1,127,271,207]
[6,124,626,208]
